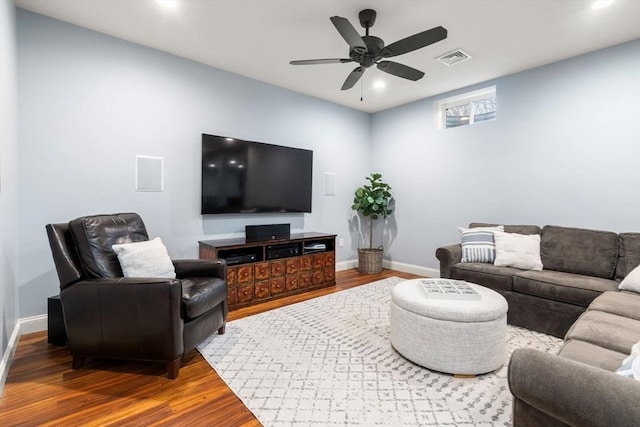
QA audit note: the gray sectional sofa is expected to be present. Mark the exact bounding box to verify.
[436,223,639,338]
[509,290,640,426]
[436,223,640,426]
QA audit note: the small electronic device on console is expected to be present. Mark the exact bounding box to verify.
[245,224,290,243]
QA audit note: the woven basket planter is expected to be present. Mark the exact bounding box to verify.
[358,247,383,274]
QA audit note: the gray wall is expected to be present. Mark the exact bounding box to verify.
[0,1,19,369]
[371,39,640,270]
[17,10,371,317]
[14,9,640,320]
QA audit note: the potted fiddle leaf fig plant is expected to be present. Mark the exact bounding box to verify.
[351,173,393,274]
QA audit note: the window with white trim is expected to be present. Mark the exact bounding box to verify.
[434,86,496,129]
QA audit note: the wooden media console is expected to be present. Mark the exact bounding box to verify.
[199,232,336,309]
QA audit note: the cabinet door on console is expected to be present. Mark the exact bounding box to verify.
[237,283,254,303]
[255,280,270,299]
[311,253,324,270]
[270,260,285,278]
[226,266,239,307]
[300,272,312,288]
[286,274,299,292]
[324,252,335,267]
[286,258,299,275]
[270,277,285,295]
[324,268,335,282]
[300,256,312,271]
[312,270,324,285]
[254,262,270,281]
[227,287,237,306]
[227,266,238,285]
[237,265,254,283]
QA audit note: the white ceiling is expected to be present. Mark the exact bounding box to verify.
[15,0,640,113]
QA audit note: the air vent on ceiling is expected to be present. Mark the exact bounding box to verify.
[437,49,471,66]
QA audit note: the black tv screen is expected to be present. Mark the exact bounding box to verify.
[201,134,313,214]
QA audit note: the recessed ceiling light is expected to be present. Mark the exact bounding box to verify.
[225,137,234,141]
[229,160,236,164]
[591,0,614,10]
[208,164,216,168]
[373,79,386,90]
[156,0,178,9]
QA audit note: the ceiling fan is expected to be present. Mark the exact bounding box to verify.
[290,9,447,91]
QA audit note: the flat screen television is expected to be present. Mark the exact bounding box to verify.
[201,134,313,214]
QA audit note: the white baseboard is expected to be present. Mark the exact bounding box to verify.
[0,321,21,396]
[337,259,439,278]
[0,315,48,396]
[20,315,48,334]
[336,260,358,271]
[382,260,440,278]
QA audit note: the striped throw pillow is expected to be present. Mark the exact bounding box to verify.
[458,226,504,263]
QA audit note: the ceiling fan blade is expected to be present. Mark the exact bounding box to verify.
[290,58,353,65]
[382,26,447,57]
[377,61,425,81]
[341,66,365,90]
[330,16,367,53]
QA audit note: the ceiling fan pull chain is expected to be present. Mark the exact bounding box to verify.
[360,74,364,101]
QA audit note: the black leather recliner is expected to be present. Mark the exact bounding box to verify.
[45,212,227,379]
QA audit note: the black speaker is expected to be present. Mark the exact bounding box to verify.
[246,223,290,242]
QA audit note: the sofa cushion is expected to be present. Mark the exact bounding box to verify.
[181,277,226,319]
[513,270,618,307]
[564,310,640,355]
[589,291,640,321]
[559,339,628,372]
[540,225,618,279]
[615,232,640,281]
[470,223,541,236]
[69,213,149,278]
[451,263,519,292]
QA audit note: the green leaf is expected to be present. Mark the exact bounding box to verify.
[352,173,394,220]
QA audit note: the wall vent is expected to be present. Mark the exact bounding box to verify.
[437,49,472,66]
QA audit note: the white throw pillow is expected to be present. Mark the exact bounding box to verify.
[493,231,543,271]
[112,237,176,278]
[619,264,640,293]
[616,341,640,380]
[458,226,504,263]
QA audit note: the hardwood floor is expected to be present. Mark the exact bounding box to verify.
[0,269,420,426]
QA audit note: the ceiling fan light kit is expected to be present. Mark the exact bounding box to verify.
[290,9,448,91]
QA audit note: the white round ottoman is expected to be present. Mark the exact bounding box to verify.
[390,279,508,375]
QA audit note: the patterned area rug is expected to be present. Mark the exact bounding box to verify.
[198,277,562,426]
